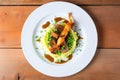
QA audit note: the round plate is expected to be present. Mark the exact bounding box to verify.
[21,1,97,77]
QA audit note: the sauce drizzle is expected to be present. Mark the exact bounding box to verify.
[54,17,68,23]
[36,38,41,42]
[44,54,54,62]
[42,21,50,29]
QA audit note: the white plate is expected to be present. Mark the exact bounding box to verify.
[21,1,97,77]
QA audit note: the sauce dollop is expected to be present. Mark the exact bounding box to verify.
[54,17,68,23]
[44,54,54,62]
[42,21,50,29]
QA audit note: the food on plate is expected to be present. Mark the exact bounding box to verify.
[40,13,79,64]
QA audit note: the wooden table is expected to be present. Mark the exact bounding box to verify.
[0,0,120,80]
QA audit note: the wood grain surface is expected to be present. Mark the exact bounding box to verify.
[0,49,120,80]
[0,0,120,5]
[0,6,120,48]
[0,6,37,48]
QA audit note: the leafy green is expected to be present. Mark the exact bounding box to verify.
[35,36,39,39]
[61,45,65,50]
[46,32,51,47]
[54,28,60,34]
[45,28,55,47]
[66,31,74,50]
[56,50,61,56]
